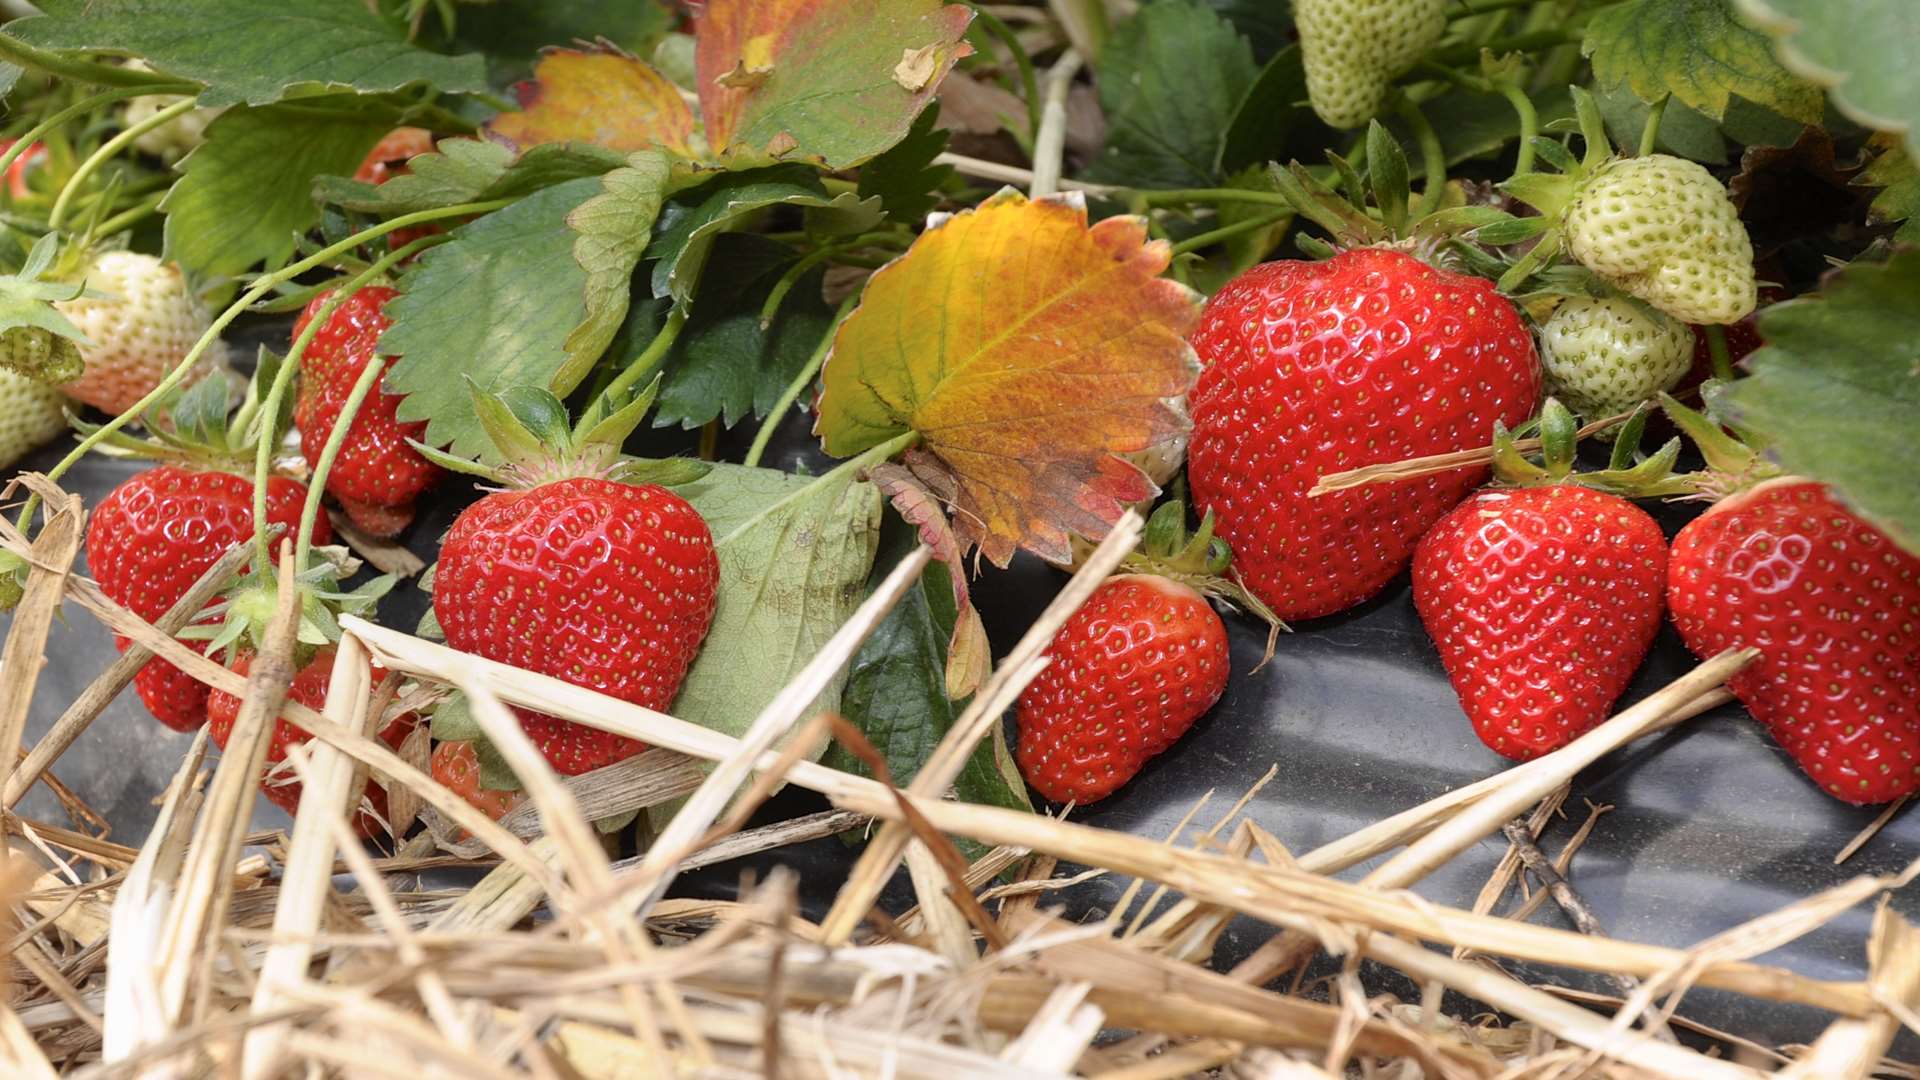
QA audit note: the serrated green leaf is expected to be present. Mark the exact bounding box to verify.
[381,177,605,460]
[665,462,884,745]
[566,150,670,368]
[437,0,673,85]
[10,0,486,108]
[1735,0,1919,155]
[161,100,390,278]
[1202,0,1292,60]
[1714,249,1920,553]
[1860,140,1920,243]
[856,103,952,222]
[653,234,834,430]
[1220,43,1307,175]
[1583,0,1823,123]
[828,549,958,792]
[313,139,626,215]
[1086,0,1259,189]
[649,167,880,302]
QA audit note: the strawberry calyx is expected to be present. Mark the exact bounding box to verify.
[0,233,101,384]
[1488,397,1690,498]
[186,547,396,663]
[1651,391,1783,504]
[1108,500,1286,665]
[412,377,672,489]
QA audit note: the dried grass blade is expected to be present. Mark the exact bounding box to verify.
[0,1000,58,1080]
[821,511,1144,943]
[0,484,82,794]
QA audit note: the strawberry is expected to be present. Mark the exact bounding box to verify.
[1668,480,1920,805]
[0,368,68,469]
[1295,0,1447,129]
[1560,155,1757,326]
[207,648,417,836]
[56,251,225,416]
[87,465,329,730]
[1538,295,1694,421]
[1187,248,1541,620]
[355,128,435,185]
[291,286,440,537]
[0,139,46,199]
[430,740,523,823]
[433,476,720,775]
[1414,485,1668,760]
[1016,574,1230,804]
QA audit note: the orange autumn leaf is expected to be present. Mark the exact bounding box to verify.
[696,0,973,168]
[815,190,1202,567]
[485,48,697,158]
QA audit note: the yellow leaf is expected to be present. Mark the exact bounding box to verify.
[816,189,1201,567]
[485,48,697,158]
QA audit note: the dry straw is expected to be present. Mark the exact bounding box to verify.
[1,475,1914,1079]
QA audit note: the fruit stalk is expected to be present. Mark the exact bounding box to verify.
[584,305,688,434]
[0,85,197,183]
[743,292,860,469]
[293,337,387,572]
[46,97,197,231]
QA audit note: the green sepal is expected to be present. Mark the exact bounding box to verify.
[1143,499,1187,556]
[1470,213,1551,247]
[595,807,641,835]
[1607,403,1653,471]
[608,456,714,487]
[0,550,26,613]
[1327,151,1367,209]
[1294,233,1339,260]
[168,369,233,449]
[1364,120,1411,238]
[472,735,522,793]
[410,440,501,479]
[1537,398,1579,476]
[429,691,481,741]
[575,375,662,459]
[1267,161,1381,246]
[1502,171,1578,218]
[1656,392,1763,476]
[468,378,559,475]
[1570,85,1612,171]
[495,385,574,452]
[1490,420,1554,486]
[1529,137,1582,177]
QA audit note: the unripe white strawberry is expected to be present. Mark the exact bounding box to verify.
[1563,155,1756,325]
[120,61,223,162]
[56,251,225,416]
[1538,296,1692,420]
[0,368,68,469]
[1296,0,1447,129]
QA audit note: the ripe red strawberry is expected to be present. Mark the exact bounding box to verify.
[88,465,328,731]
[432,477,720,776]
[1187,249,1541,620]
[1414,486,1668,760]
[1016,574,1230,804]
[207,648,416,836]
[430,740,523,823]
[1,139,46,199]
[292,286,441,537]
[1668,480,1920,805]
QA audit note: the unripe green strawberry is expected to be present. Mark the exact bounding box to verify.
[1296,0,1447,129]
[56,251,224,416]
[0,327,82,384]
[1563,155,1756,325]
[1538,296,1693,420]
[0,368,69,469]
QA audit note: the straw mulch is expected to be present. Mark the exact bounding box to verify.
[1,472,1915,1079]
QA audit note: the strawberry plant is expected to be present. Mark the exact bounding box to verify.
[0,1,1919,1069]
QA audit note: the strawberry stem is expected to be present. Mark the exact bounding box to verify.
[581,304,689,439]
[295,344,386,572]
[46,97,197,231]
[744,291,861,469]
[1703,323,1734,382]
[1394,99,1446,217]
[1134,188,1297,210]
[16,200,508,536]
[1498,83,1539,177]
[1167,209,1291,257]
[0,35,198,90]
[0,85,196,188]
[253,233,443,574]
[1637,93,1670,157]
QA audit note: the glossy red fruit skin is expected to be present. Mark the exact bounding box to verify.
[430,740,522,822]
[88,466,327,731]
[1669,480,1920,805]
[432,477,721,776]
[1413,486,1667,761]
[292,286,441,537]
[1188,249,1541,621]
[207,648,416,837]
[1016,575,1230,804]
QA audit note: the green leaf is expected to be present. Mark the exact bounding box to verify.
[653,235,834,430]
[829,553,958,791]
[566,150,670,370]
[1220,43,1307,174]
[438,0,673,85]
[313,138,625,215]
[429,692,481,741]
[856,103,953,222]
[1086,0,1259,189]
[1714,249,1920,553]
[1860,141,1920,243]
[649,167,880,303]
[1189,164,1291,296]
[161,100,390,278]
[1734,0,1920,155]
[1201,0,1292,60]
[10,0,486,108]
[1583,0,1823,124]
[381,177,605,460]
[666,461,885,749]
[1595,81,1728,165]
